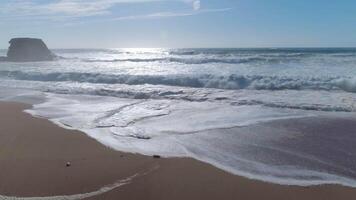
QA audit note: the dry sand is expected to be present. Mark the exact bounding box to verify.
[1,101,356,200]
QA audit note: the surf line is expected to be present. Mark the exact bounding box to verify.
[0,165,159,200]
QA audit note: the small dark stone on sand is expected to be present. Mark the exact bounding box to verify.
[153,155,161,159]
[66,162,71,167]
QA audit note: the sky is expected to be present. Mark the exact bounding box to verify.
[0,0,356,48]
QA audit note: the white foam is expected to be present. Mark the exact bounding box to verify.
[2,70,356,92]
[1,79,356,112]
[27,93,311,137]
[20,91,356,187]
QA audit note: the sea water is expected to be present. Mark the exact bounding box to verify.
[1,48,356,186]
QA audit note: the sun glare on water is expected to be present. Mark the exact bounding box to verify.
[118,48,167,55]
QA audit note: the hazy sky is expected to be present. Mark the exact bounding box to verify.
[1,0,356,48]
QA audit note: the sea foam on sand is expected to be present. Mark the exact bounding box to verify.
[6,91,350,188]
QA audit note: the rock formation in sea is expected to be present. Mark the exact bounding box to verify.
[1,38,56,62]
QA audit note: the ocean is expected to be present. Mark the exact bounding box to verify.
[1,48,356,187]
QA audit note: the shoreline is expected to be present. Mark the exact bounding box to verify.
[1,101,356,200]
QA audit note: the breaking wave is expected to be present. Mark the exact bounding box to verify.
[1,70,356,93]
[82,56,298,64]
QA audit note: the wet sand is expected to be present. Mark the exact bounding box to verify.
[1,101,356,200]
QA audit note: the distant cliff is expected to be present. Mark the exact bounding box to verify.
[1,38,56,62]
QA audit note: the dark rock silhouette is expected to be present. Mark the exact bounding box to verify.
[153,155,161,159]
[2,38,56,62]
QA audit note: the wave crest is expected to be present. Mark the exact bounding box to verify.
[2,70,356,93]
[82,56,297,64]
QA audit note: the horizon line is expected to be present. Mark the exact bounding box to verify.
[2,47,356,50]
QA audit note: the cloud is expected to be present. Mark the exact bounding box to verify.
[182,0,200,11]
[0,0,231,23]
[0,0,162,18]
[193,1,201,11]
[58,7,231,26]
[113,8,232,21]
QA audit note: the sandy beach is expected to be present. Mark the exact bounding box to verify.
[1,0,356,198]
[1,101,356,200]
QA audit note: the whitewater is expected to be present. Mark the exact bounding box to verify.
[1,48,356,187]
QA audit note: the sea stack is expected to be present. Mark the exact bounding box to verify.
[5,38,56,62]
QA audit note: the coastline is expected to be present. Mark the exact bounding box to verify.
[1,101,356,200]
